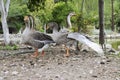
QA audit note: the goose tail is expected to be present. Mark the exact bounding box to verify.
[67,32,104,56]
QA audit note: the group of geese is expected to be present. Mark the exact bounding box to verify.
[21,13,104,58]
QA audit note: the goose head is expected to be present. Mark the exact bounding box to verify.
[22,15,35,36]
[67,12,76,28]
[68,12,76,17]
[24,16,30,28]
[24,15,35,29]
[46,22,60,34]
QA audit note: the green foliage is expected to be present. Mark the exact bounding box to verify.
[27,0,46,11]
[114,0,120,28]
[31,0,54,31]
[8,0,30,32]
[7,0,120,33]
[71,13,96,33]
[52,1,74,25]
[84,0,98,13]
[0,45,18,50]
[111,41,120,50]
[9,0,29,17]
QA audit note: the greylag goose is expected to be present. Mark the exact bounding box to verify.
[60,12,76,33]
[21,15,55,57]
[46,24,75,57]
[46,24,104,57]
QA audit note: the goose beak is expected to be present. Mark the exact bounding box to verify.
[73,14,76,16]
[69,12,76,17]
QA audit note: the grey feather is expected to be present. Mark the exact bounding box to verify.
[67,32,104,56]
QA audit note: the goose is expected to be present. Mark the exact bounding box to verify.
[46,24,104,57]
[45,12,77,56]
[21,15,55,57]
[46,25,76,57]
[60,12,76,32]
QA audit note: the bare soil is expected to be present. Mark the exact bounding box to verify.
[0,45,120,80]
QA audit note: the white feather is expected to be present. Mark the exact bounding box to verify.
[67,32,104,56]
[38,44,49,52]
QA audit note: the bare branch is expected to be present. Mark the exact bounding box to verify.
[0,0,5,14]
[5,0,10,16]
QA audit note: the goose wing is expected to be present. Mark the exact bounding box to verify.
[30,31,54,42]
[26,31,54,48]
[67,32,104,56]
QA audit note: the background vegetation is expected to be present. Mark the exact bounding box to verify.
[1,0,120,34]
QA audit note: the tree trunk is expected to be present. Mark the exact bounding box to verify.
[111,0,114,31]
[0,0,10,45]
[98,0,105,48]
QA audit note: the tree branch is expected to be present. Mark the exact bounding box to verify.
[5,0,10,16]
[0,0,5,14]
[0,0,10,45]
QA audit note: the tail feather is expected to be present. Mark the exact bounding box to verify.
[67,32,104,56]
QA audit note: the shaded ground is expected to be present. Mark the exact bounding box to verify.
[0,45,120,80]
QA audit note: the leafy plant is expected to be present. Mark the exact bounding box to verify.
[31,0,54,31]
[52,1,74,26]
[71,13,93,33]
[7,0,120,33]
[7,0,30,32]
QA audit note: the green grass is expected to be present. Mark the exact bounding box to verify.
[111,40,120,50]
[0,45,19,50]
[94,38,120,51]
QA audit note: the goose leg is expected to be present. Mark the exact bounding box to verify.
[41,50,45,56]
[64,47,70,57]
[31,48,39,57]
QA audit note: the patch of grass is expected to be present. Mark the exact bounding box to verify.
[111,41,120,50]
[0,45,19,50]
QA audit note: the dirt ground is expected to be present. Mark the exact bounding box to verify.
[0,45,120,80]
